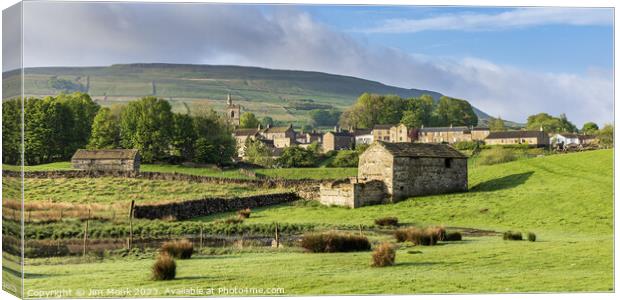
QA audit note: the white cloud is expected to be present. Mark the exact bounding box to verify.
[363,8,613,33]
[18,2,614,126]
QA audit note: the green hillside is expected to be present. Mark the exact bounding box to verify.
[3,63,507,125]
[18,150,613,294]
[208,149,614,235]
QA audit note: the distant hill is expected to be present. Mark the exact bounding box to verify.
[2,63,519,126]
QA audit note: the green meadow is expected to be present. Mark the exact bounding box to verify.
[14,150,615,295]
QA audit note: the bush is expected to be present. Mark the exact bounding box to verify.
[453,140,481,150]
[527,232,536,242]
[237,208,251,219]
[374,217,399,227]
[477,148,518,165]
[161,239,194,259]
[394,227,445,246]
[152,254,176,280]
[371,243,396,267]
[328,150,359,167]
[503,231,523,241]
[220,217,244,224]
[301,232,371,253]
[445,232,462,241]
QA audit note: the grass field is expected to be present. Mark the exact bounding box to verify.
[23,177,284,205]
[15,150,615,295]
[9,162,356,180]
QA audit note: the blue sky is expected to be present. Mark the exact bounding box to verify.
[5,2,615,125]
[303,5,613,74]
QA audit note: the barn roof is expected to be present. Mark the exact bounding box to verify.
[72,149,139,160]
[486,131,545,139]
[375,141,466,158]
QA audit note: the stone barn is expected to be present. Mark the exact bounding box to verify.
[320,141,467,208]
[71,149,141,172]
[359,141,468,202]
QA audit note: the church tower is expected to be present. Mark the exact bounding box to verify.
[226,93,241,126]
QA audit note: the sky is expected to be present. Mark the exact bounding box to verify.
[3,2,614,126]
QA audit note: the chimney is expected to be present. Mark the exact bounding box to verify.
[258,123,262,130]
[540,125,544,132]
[421,124,424,129]
[450,124,453,128]
[266,123,271,129]
[227,93,232,106]
[334,125,340,132]
[288,123,293,129]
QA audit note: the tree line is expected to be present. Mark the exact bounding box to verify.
[338,93,478,129]
[2,93,236,165]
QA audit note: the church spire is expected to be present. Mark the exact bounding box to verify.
[227,93,232,106]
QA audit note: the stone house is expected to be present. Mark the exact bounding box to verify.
[552,133,598,146]
[262,124,296,141]
[372,124,414,143]
[71,149,141,172]
[320,141,468,207]
[416,126,472,143]
[485,130,549,147]
[233,124,297,158]
[471,127,491,141]
[352,128,373,146]
[372,124,393,142]
[323,130,355,151]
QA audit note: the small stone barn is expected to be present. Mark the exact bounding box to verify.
[359,141,468,202]
[71,149,141,172]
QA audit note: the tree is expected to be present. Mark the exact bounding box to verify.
[23,96,73,164]
[581,122,599,134]
[435,96,478,127]
[488,117,506,131]
[239,112,260,129]
[192,108,237,165]
[88,108,120,149]
[2,98,21,164]
[526,112,576,133]
[170,113,196,159]
[276,146,318,168]
[261,116,274,127]
[244,138,274,167]
[119,96,174,163]
[400,95,435,128]
[57,92,100,156]
[308,109,341,127]
[597,124,613,148]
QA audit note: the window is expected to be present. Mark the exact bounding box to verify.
[230,111,235,118]
[444,158,452,168]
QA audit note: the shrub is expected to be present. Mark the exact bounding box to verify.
[453,140,481,150]
[394,226,447,246]
[374,217,399,227]
[477,147,518,166]
[152,254,176,280]
[222,217,244,224]
[527,232,536,242]
[328,150,359,167]
[445,232,462,241]
[371,243,396,267]
[301,232,371,253]
[503,231,523,241]
[161,239,194,259]
[237,208,251,219]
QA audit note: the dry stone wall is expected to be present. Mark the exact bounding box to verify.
[133,192,299,220]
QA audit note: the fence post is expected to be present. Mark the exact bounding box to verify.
[275,222,280,248]
[358,224,363,236]
[128,200,135,250]
[83,209,90,257]
[199,226,204,249]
